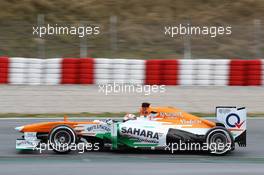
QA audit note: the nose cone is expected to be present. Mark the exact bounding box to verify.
[15,126,24,132]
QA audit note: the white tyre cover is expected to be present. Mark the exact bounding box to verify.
[9,57,27,69]
[9,68,25,74]
[127,59,145,65]
[45,68,61,74]
[95,63,111,69]
[179,74,194,80]
[128,74,145,80]
[95,74,112,79]
[127,70,145,77]
[195,79,212,85]
[45,73,61,79]
[196,64,212,70]
[213,79,228,86]
[112,74,127,79]
[213,65,229,70]
[27,77,42,84]
[128,69,145,75]
[9,62,27,68]
[95,69,110,75]
[213,59,230,65]
[44,58,62,64]
[9,77,26,84]
[196,59,213,65]
[27,68,43,74]
[129,64,145,70]
[213,75,228,80]
[196,69,211,75]
[213,68,229,75]
[9,73,26,79]
[95,58,111,64]
[95,79,112,84]
[44,58,62,70]
[27,73,42,79]
[110,59,129,64]
[179,69,195,75]
[112,69,127,74]
[112,64,128,70]
[196,74,211,80]
[28,64,43,69]
[180,59,197,65]
[45,64,61,69]
[9,57,28,63]
[44,78,60,85]
[27,58,44,64]
[179,79,194,85]
[179,64,195,70]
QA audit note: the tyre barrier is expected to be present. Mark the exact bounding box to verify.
[229,59,246,86]
[161,60,179,85]
[127,59,145,84]
[194,59,213,86]
[261,60,264,85]
[212,59,230,86]
[179,59,196,85]
[0,57,264,86]
[27,58,44,85]
[43,58,62,85]
[79,58,94,84]
[0,57,9,84]
[9,57,28,84]
[111,59,128,84]
[61,58,80,84]
[94,58,111,84]
[145,60,162,85]
[94,58,145,84]
[246,60,262,86]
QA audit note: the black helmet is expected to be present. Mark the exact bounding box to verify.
[141,103,150,108]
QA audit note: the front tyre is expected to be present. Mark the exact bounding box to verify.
[48,125,76,153]
[205,127,234,155]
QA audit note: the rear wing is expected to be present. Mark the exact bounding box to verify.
[216,106,246,147]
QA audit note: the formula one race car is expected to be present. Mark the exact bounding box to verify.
[15,103,247,155]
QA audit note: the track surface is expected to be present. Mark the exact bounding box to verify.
[0,118,263,175]
[0,85,264,113]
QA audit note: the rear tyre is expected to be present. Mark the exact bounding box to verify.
[48,125,76,153]
[205,127,234,155]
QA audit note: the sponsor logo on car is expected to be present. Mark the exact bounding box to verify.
[159,112,183,118]
[86,124,111,132]
[180,119,202,125]
[226,113,245,128]
[121,127,159,140]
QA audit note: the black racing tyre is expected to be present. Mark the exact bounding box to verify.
[205,126,234,155]
[48,125,76,153]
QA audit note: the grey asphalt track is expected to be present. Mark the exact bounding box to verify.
[0,118,263,175]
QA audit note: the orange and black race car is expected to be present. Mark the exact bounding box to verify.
[15,103,247,155]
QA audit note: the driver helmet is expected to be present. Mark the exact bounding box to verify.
[140,102,151,117]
